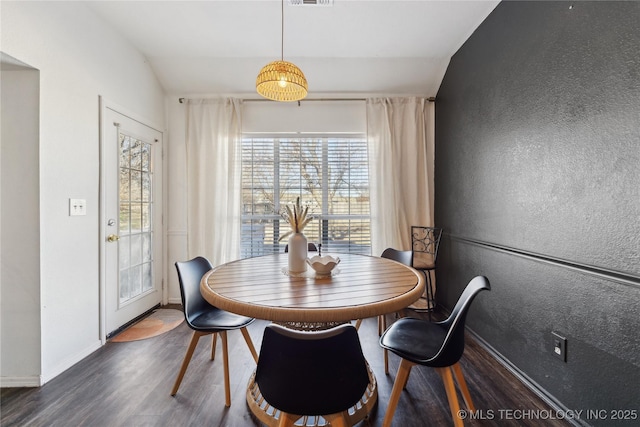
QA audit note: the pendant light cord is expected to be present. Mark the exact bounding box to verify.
[281,0,284,61]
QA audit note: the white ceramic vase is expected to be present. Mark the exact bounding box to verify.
[288,232,308,273]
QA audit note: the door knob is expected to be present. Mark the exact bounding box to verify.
[107,234,120,242]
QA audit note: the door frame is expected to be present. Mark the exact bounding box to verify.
[98,96,167,344]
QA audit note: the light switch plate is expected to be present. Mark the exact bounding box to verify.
[69,198,87,216]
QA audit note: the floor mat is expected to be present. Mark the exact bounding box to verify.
[109,309,184,342]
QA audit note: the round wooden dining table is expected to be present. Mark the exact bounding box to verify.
[200,252,424,427]
[200,252,425,327]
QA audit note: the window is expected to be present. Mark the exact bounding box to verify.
[241,136,370,258]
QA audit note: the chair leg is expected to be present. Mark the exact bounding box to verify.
[382,358,414,427]
[211,332,218,360]
[377,315,383,336]
[425,270,433,321]
[354,318,363,331]
[384,348,389,375]
[451,362,475,412]
[240,327,259,363]
[380,313,390,374]
[436,366,464,427]
[171,330,207,396]
[220,331,231,407]
[401,367,411,390]
[277,412,300,427]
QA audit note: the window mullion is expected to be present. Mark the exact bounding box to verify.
[274,139,281,247]
[321,138,329,245]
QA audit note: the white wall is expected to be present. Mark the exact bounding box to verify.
[0,1,165,384]
[1,60,41,386]
[242,100,366,134]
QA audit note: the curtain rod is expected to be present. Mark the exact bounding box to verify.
[178,97,435,104]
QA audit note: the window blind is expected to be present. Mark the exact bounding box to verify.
[241,136,370,258]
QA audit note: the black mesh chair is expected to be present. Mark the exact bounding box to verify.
[252,324,371,427]
[380,276,490,427]
[410,225,443,320]
[172,256,258,406]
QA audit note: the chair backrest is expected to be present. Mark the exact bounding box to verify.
[284,242,318,253]
[410,226,443,269]
[381,247,412,266]
[429,276,490,367]
[255,323,370,416]
[175,256,215,328]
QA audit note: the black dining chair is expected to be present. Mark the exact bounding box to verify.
[378,248,413,374]
[284,242,318,253]
[380,275,490,427]
[172,256,258,406]
[250,323,373,427]
[354,247,413,332]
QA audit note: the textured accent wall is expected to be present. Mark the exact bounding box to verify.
[435,1,639,422]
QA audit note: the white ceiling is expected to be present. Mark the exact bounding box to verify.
[87,0,500,98]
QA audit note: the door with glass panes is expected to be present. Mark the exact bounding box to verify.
[103,107,163,336]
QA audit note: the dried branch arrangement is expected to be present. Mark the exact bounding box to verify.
[279,197,313,241]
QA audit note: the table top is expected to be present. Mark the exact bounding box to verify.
[200,253,424,324]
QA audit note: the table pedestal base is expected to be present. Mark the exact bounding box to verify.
[246,364,378,427]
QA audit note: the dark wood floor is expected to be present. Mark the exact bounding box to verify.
[1,308,569,427]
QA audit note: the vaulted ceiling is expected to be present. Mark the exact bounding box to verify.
[87,0,500,98]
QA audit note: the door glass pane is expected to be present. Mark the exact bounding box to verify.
[119,203,130,234]
[141,143,150,172]
[142,233,152,262]
[130,203,142,233]
[142,172,151,201]
[130,234,142,266]
[118,132,156,306]
[120,135,130,168]
[119,236,130,269]
[119,269,130,301]
[142,262,153,291]
[130,171,142,201]
[129,265,142,297]
[130,138,142,170]
[120,170,130,202]
[141,203,150,231]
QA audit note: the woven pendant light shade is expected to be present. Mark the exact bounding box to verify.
[256,60,308,102]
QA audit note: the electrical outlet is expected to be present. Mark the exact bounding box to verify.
[552,331,567,362]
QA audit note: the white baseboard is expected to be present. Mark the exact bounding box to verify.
[41,340,102,385]
[0,375,42,387]
[167,297,182,304]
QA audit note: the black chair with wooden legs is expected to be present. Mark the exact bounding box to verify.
[378,248,413,374]
[380,276,490,427]
[172,256,258,406]
[252,323,372,427]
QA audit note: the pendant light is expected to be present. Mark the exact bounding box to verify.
[256,0,308,101]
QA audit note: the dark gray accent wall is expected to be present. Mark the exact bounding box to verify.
[435,1,639,423]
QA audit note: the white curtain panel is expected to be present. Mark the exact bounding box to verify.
[185,98,242,267]
[366,98,435,256]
